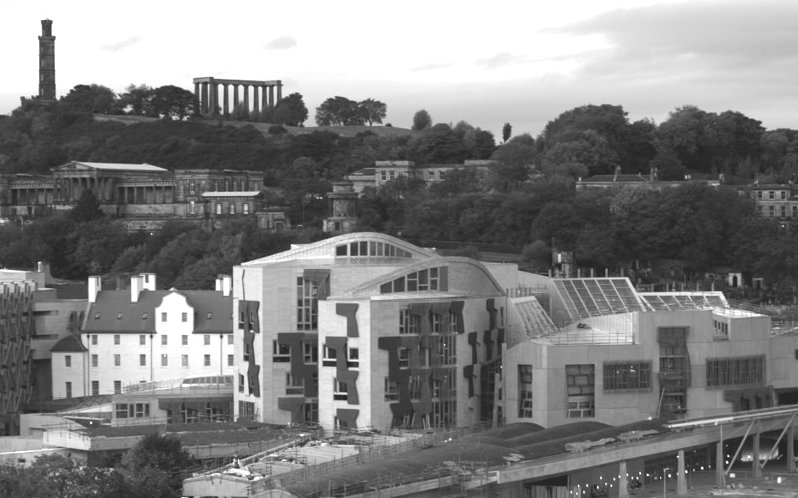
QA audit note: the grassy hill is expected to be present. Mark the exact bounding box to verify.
[93,114,416,139]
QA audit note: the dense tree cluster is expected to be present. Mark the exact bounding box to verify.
[314,96,387,126]
[0,433,191,498]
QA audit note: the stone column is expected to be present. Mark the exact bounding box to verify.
[194,82,200,114]
[209,81,217,115]
[253,85,259,113]
[277,81,282,103]
[201,83,208,114]
[716,439,725,488]
[261,85,268,114]
[223,84,230,116]
[268,85,274,108]
[233,84,239,108]
[677,449,687,495]
[243,84,250,111]
[618,461,629,498]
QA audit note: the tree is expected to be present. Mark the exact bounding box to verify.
[120,433,193,497]
[118,84,156,116]
[60,84,117,114]
[315,96,363,126]
[70,189,104,222]
[359,98,387,126]
[272,92,308,126]
[502,122,512,143]
[412,109,432,131]
[151,85,195,120]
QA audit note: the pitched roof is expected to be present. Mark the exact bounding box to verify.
[55,161,168,173]
[83,289,231,334]
[51,335,88,353]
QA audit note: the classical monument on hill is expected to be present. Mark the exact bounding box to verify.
[38,19,56,101]
[193,77,282,116]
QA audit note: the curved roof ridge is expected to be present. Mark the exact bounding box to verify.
[333,256,505,299]
[242,232,435,266]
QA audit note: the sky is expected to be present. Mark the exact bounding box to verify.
[1,0,797,138]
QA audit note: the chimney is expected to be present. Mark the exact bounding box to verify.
[88,276,102,303]
[130,275,143,303]
[141,273,156,291]
[222,275,232,297]
[215,275,223,292]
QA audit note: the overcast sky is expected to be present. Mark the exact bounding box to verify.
[1,0,796,138]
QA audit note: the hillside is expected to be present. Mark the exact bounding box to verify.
[92,113,416,139]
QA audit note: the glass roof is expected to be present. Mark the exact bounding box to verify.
[554,278,647,320]
[640,293,727,311]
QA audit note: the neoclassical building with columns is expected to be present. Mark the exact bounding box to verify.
[193,77,283,116]
[0,161,291,231]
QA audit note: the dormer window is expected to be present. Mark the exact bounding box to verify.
[94,312,101,319]
[206,312,213,319]
[142,312,149,320]
[116,312,123,320]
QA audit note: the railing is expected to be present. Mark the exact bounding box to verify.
[258,424,491,493]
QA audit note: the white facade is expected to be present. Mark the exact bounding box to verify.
[51,274,234,399]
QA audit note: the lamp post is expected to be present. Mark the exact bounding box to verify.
[663,467,670,498]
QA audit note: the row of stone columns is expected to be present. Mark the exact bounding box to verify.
[195,81,282,116]
[53,177,116,202]
[117,186,175,204]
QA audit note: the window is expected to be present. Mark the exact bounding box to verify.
[140,354,146,366]
[204,334,211,346]
[770,190,775,200]
[243,203,249,215]
[286,373,304,395]
[227,334,234,345]
[65,382,72,399]
[333,378,348,400]
[431,313,442,333]
[399,309,419,334]
[238,374,245,393]
[65,355,72,368]
[304,343,318,364]
[409,375,421,399]
[603,361,651,391]
[205,312,213,320]
[323,345,337,366]
[161,312,167,322]
[114,354,121,367]
[91,335,98,345]
[398,347,410,369]
[182,335,188,346]
[139,335,146,346]
[114,380,122,394]
[244,342,251,362]
[273,341,291,362]
[142,312,148,320]
[448,312,458,334]
[297,277,319,330]
[182,312,188,322]
[385,378,399,401]
[91,354,98,367]
[161,335,168,346]
[518,365,533,418]
[229,203,236,215]
[116,313,123,320]
[216,203,222,215]
[707,356,765,387]
[94,312,101,319]
[161,354,168,367]
[348,347,359,369]
[204,354,211,367]
[438,335,456,366]
[228,354,234,367]
[566,364,595,418]
[182,354,189,368]
[91,380,99,396]
[114,334,120,345]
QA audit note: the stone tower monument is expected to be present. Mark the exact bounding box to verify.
[38,19,56,101]
[323,181,359,234]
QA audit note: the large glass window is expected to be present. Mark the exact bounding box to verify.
[603,361,651,391]
[518,365,533,418]
[566,364,595,418]
[297,277,319,330]
[707,356,765,387]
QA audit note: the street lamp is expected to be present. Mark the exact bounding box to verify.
[663,467,670,498]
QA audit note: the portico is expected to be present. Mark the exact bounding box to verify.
[192,77,283,116]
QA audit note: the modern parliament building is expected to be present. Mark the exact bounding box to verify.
[230,232,798,434]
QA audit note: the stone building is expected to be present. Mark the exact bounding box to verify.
[0,161,289,231]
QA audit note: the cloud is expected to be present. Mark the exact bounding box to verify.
[410,62,452,72]
[263,36,297,50]
[101,37,142,52]
[475,52,528,69]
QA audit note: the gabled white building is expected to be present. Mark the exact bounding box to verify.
[50,273,234,399]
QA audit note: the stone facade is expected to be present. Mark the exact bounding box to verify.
[0,161,289,231]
